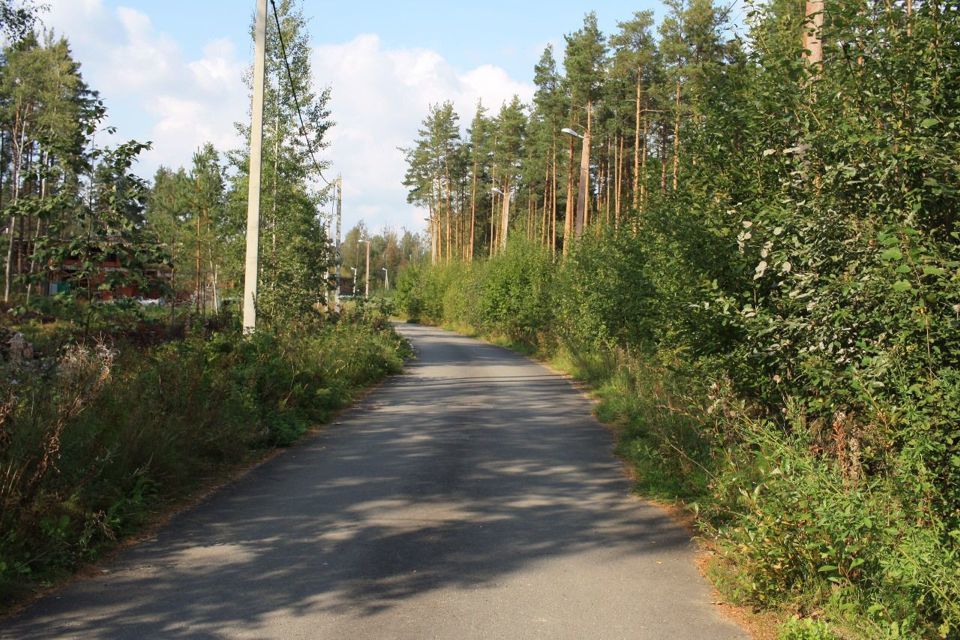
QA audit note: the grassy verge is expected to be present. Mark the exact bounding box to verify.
[0,311,409,607]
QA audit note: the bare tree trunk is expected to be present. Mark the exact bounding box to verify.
[26,151,48,304]
[605,137,612,226]
[803,1,824,68]
[196,204,202,316]
[499,179,510,253]
[633,74,642,210]
[444,160,452,264]
[551,139,557,255]
[209,246,220,313]
[469,159,477,262]
[272,98,279,256]
[542,166,549,247]
[564,136,575,256]
[641,115,648,210]
[660,124,668,195]
[5,115,28,303]
[616,134,624,227]
[673,79,681,192]
[527,194,533,242]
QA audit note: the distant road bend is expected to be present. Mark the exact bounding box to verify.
[3,324,745,639]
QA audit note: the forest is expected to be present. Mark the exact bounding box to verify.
[396,1,960,638]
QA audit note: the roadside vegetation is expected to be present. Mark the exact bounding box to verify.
[396,1,960,638]
[0,0,410,606]
[0,307,407,604]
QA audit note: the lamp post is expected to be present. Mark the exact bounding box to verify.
[561,102,591,240]
[382,267,389,291]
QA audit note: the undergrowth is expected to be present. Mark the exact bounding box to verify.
[394,234,960,639]
[0,310,408,604]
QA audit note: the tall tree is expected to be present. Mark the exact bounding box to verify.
[230,0,334,323]
[564,12,607,237]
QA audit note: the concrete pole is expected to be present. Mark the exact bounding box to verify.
[243,0,268,333]
[335,176,342,308]
[364,240,371,299]
[500,183,510,253]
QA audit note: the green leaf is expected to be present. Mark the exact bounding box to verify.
[921,118,939,128]
[892,280,912,293]
[922,266,945,277]
[880,248,903,261]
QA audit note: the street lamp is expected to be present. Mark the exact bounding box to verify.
[381,267,389,291]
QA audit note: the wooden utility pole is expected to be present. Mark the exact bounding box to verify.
[242,0,267,334]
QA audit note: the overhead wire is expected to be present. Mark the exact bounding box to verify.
[268,0,332,188]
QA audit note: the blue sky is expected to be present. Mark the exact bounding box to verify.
[44,0,672,233]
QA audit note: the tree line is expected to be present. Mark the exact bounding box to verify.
[0,0,342,326]
[403,1,742,262]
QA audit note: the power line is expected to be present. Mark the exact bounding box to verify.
[269,0,332,188]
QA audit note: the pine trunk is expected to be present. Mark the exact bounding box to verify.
[469,159,477,262]
[563,137,575,256]
[633,74,642,210]
[673,78,681,192]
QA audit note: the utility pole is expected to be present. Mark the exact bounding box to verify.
[364,239,371,299]
[335,175,342,308]
[243,0,268,334]
[499,184,510,253]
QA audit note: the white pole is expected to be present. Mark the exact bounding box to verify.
[243,0,268,334]
[364,240,371,299]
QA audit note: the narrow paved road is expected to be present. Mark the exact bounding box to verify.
[3,324,744,639]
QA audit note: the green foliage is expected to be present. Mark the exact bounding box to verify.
[559,228,654,350]
[0,315,407,601]
[779,618,838,640]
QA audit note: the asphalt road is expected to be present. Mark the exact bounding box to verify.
[2,324,745,639]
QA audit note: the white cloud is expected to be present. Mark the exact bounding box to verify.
[41,4,534,233]
[44,0,248,172]
[313,34,533,232]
